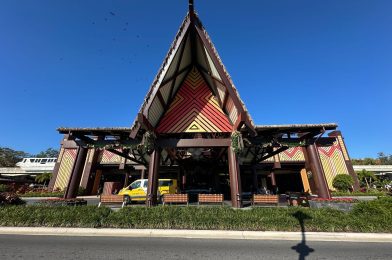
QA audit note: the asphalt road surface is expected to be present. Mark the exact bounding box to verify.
[0,235,391,259]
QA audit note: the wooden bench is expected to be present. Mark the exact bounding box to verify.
[198,194,224,205]
[162,194,189,206]
[98,195,125,208]
[251,195,279,206]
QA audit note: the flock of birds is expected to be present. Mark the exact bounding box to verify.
[86,11,151,82]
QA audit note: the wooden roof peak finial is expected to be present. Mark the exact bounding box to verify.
[189,0,194,14]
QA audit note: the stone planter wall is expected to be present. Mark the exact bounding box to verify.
[309,201,356,212]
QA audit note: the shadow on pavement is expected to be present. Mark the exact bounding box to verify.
[291,211,315,260]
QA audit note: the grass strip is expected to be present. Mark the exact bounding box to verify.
[0,197,391,232]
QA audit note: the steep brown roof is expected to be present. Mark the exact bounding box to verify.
[131,7,255,136]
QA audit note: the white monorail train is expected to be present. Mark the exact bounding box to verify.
[15,158,57,173]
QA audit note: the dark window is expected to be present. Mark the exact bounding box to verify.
[159,180,173,187]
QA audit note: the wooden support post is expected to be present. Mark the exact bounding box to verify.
[300,168,311,193]
[252,167,258,193]
[228,147,242,208]
[304,144,331,199]
[270,170,277,191]
[91,170,102,195]
[146,149,161,207]
[80,148,99,194]
[64,146,88,199]
[124,171,130,188]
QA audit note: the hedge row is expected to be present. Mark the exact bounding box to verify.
[0,197,391,233]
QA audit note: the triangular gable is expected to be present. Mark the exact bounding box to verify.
[132,6,255,137]
[157,67,232,133]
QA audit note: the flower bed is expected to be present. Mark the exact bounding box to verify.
[309,198,358,212]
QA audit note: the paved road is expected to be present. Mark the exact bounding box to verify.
[0,235,390,259]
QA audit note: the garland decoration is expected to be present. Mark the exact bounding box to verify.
[231,131,244,155]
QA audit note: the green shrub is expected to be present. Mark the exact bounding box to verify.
[332,190,386,197]
[0,192,26,206]
[0,184,8,193]
[333,174,354,192]
[0,206,111,228]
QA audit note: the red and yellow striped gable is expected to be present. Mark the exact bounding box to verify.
[157,68,232,133]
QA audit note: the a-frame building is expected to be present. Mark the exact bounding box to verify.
[49,1,359,207]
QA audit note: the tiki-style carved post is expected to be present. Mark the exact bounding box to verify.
[304,144,331,199]
[228,147,242,208]
[64,146,88,199]
[146,149,161,207]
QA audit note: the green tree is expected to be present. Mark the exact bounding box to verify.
[35,148,59,158]
[356,170,377,188]
[332,174,354,192]
[377,152,392,165]
[0,147,30,167]
[35,172,52,186]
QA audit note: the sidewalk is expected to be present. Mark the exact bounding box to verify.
[0,227,391,242]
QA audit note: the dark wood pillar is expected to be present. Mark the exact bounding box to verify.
[124,171,130,188]
[64,146,88,199]
[146,149,161,207]
[252,166,258,193]
[304,144,331,199]
[270,170,277,194]
[91,170,102,195]
[228,147,242,208]
[80,148,100,194]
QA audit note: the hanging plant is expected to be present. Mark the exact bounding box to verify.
[142,131,156,154]
[307,170,313,180]
[231,131,244,155]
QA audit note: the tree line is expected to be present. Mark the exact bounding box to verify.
[351,152,392,165]
[0,147,59,167]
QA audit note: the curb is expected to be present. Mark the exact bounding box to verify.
[0,227,391,242]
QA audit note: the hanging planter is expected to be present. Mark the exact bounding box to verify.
[231,131,244,155]
[142,131,156,154]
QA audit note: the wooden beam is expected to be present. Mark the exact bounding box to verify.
[142,19,191,117]
[167,31,189,104]
[257,146,289,163]
[157,91,166,108]
[107,149,146,166]
[160,64,192,87]
[233,112,246,131]
[138,113,155,132]
[157,138,230,148]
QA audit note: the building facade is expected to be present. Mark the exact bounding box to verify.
[49,1,359,207]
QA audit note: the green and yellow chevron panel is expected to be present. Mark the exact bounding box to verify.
[157,68,233,133]
[53,148,77,191]
[279,147,305,162]
[318,141,349,190]
[98,150,123,164]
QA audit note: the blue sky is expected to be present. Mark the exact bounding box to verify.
[0,0,391,158]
